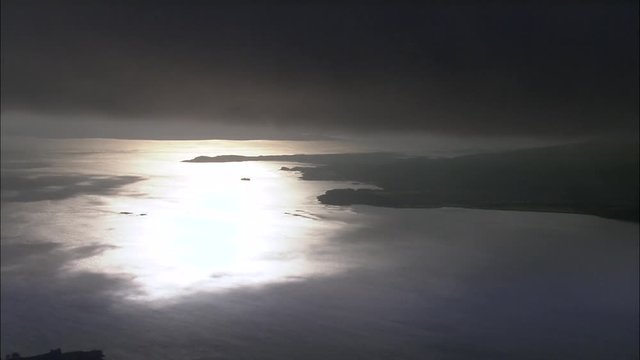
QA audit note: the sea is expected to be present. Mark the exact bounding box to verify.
[1,137,638,359]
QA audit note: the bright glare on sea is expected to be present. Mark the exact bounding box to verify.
[1,138,378,300]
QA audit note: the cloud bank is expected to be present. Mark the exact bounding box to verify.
[2,1,638,139]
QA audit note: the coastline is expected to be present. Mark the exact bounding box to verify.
[316,188,639,222]
[183,142,639,223]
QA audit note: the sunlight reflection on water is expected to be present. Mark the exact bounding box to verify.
[4,139,371,300]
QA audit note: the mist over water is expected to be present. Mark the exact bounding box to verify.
[1,138,638,359]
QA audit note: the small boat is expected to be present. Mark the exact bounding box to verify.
[240,177,251,181]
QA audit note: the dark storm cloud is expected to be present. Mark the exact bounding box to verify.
[1,0,638,137]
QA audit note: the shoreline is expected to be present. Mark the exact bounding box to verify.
[316,191,639,223]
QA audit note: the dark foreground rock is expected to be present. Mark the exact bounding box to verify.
[5,349,103,360]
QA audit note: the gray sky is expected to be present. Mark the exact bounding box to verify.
[2,0,638,139]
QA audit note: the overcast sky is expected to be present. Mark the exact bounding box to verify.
[2,0,638,139]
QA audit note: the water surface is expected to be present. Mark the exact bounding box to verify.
[1,138,638,359]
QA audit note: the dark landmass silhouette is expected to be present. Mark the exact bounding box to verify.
[5,348,103,360]
[184,141,639,221]
[182,152,400,164]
